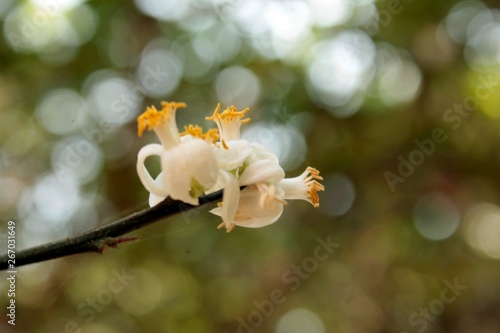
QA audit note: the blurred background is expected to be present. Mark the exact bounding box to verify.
[1,0,500,332]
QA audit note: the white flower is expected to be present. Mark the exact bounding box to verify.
[136,101,219,206]
[205,103,324,233]
[210,166,324,232]
[135,100,325,233]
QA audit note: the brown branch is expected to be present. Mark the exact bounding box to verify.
[0,190,224,270]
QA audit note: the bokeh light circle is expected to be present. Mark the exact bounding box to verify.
[306,30,375,117]
[36,88,86,135]
[85,70,143,125]
[241,123,307,171]
[51,135,104,184]
[319,173,356,217]
[276,308,325,333]
[412,192,461,241]
[134,0,189,22]
[136,48,184,98]
[216,66,261,107]
[463,203,500,260]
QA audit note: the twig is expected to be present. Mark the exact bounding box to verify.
[0,190,224,270]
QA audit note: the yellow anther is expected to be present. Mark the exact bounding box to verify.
[305,167,324,207]
[205,103,222,121]
[180,124,220,143]
[206,103,251,124]
[203,129,220,143]
[306,167,323,181]
[137,101,186,137]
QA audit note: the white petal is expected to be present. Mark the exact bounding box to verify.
[239,159,285,186]
[137,144,170,197]
[162,145,198,205]
[209,206,222,217]
[205,171,226,194]
[213,139,252,171]
[185,139,219,189]
[161,139,218,205]
[249,143,279,161]
[148,172,167,207]
[233,186,283,228]
[237,215,282,228]
[180,134,194,143]
[220,171,240,228]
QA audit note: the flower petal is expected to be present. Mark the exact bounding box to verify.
[148,172,167,207]
[219,171,240,229]
[161,146,198,205]
[161,139,218,205]
[137,144,170,197]
[185,139,219,189]
[222,173,240,229]
[236,215,283,228]
[239,158,285,186]
[233,185,284,228]
[213,139,252,171]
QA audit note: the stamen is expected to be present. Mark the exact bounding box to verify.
[205,103,222,121]
[206,103,251,124]
[305,167,324,207]
[226,223,236,233]
[306,167,323,181]
[137,101,186,137]
[217,222,225,229]
[180,124,220,143]
[257,183,286,209]
[281,166,325,208]
[221,139,229,149]
[205,103,251,141]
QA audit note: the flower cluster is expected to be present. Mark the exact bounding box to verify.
[136,101,324,233]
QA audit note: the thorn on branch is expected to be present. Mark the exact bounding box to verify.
[96,236,140,254]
